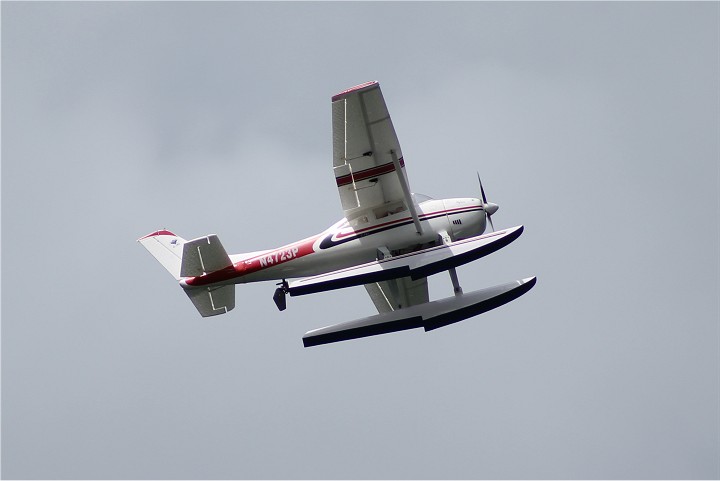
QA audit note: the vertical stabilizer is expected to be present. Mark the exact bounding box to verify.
[137,230,186,280]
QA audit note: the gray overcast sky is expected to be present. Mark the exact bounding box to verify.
[3,2,719,479]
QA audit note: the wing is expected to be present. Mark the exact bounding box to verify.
[332,81,422,232]
[365,277,429,313]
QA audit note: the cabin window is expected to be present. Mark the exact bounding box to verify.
[349,215,369,227]
[374,201,407,220]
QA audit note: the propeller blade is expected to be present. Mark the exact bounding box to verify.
[477,172,488,204]
[477,172,497,232]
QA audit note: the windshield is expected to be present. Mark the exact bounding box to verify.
[412,193,434,204]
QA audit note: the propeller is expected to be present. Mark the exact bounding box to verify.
[477,172,499,232]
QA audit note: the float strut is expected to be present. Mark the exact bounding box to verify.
[448,267,463,296]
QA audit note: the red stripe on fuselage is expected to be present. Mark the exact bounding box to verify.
[333,205,479,240]
[184,235,320,287]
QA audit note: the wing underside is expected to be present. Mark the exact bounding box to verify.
[364,277,429,313]
[332,81,421,232]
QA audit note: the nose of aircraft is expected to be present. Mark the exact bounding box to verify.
[483,202,499,216]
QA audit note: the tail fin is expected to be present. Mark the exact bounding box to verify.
[137,230,186,280]
[139,230,235,317]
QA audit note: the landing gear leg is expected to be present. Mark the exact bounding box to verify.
[448,268,463,296]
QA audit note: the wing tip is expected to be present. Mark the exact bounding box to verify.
[331,81,379,102]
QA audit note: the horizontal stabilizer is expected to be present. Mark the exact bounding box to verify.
[290,226,524,297]
[181,235,232,277]
[303,277,536,347]
[185,284,235,317]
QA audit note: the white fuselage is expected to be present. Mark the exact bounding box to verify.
[182,197,485,289]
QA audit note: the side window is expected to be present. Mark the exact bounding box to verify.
[374,201,407,219]
[349,215,369,228]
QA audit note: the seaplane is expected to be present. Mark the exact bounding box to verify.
[138,81,536,347]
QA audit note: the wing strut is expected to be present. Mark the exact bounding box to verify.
[390,150,423,235]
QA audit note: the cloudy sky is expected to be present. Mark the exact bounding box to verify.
[3,2,718,479]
